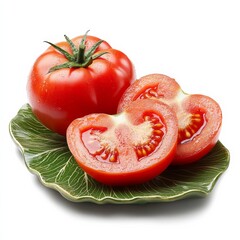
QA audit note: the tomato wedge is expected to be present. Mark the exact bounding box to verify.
[118,74,222,165]
[67,99,178,186]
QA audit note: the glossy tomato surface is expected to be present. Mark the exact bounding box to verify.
[67,99,178,186]
[27,34,135,135]
[118,74,222,165]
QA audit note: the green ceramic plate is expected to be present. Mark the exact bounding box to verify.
[9,104,230,204]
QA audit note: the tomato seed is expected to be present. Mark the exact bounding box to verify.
[137,148,143,158]
[153,129,162,135]
[109,155,116,162]
[153,123,163,129]
[144,115,151,121]
[101,153,108,160]
[144,145,152,153]
[142,148,147,156]
[185,130,191,138]
[151,118,159,124]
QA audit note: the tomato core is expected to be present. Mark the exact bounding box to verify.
[81,111,167,164]
[135,112,165,160]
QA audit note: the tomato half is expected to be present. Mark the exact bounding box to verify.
[118,74,222,165]
[67,99,178,186]
[27,32,135,135]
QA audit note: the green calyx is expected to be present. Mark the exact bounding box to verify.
[45,30,108,73]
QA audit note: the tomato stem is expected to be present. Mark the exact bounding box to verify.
[77,44,86,64]
[45,30,108,73]
[76,30,88,64]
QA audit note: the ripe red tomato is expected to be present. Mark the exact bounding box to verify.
[27,32,135,135]
[67,99,178,186]
[118,74,222,165]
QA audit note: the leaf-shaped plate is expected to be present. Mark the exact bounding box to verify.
[9,104,230,204]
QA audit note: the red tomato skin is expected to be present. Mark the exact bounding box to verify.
[67,99,178,186]
[27,35,135,135]
[117,74,222,165]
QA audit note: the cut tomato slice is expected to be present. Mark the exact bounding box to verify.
[118,74,222,165]
[67,99,178,185]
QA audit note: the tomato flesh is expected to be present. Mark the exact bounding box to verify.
[67,99,178,186]
[118,74,222,165]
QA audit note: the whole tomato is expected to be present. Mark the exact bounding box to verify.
[27,31,135,135]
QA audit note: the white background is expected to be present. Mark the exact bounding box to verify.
[1,0,239,239]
